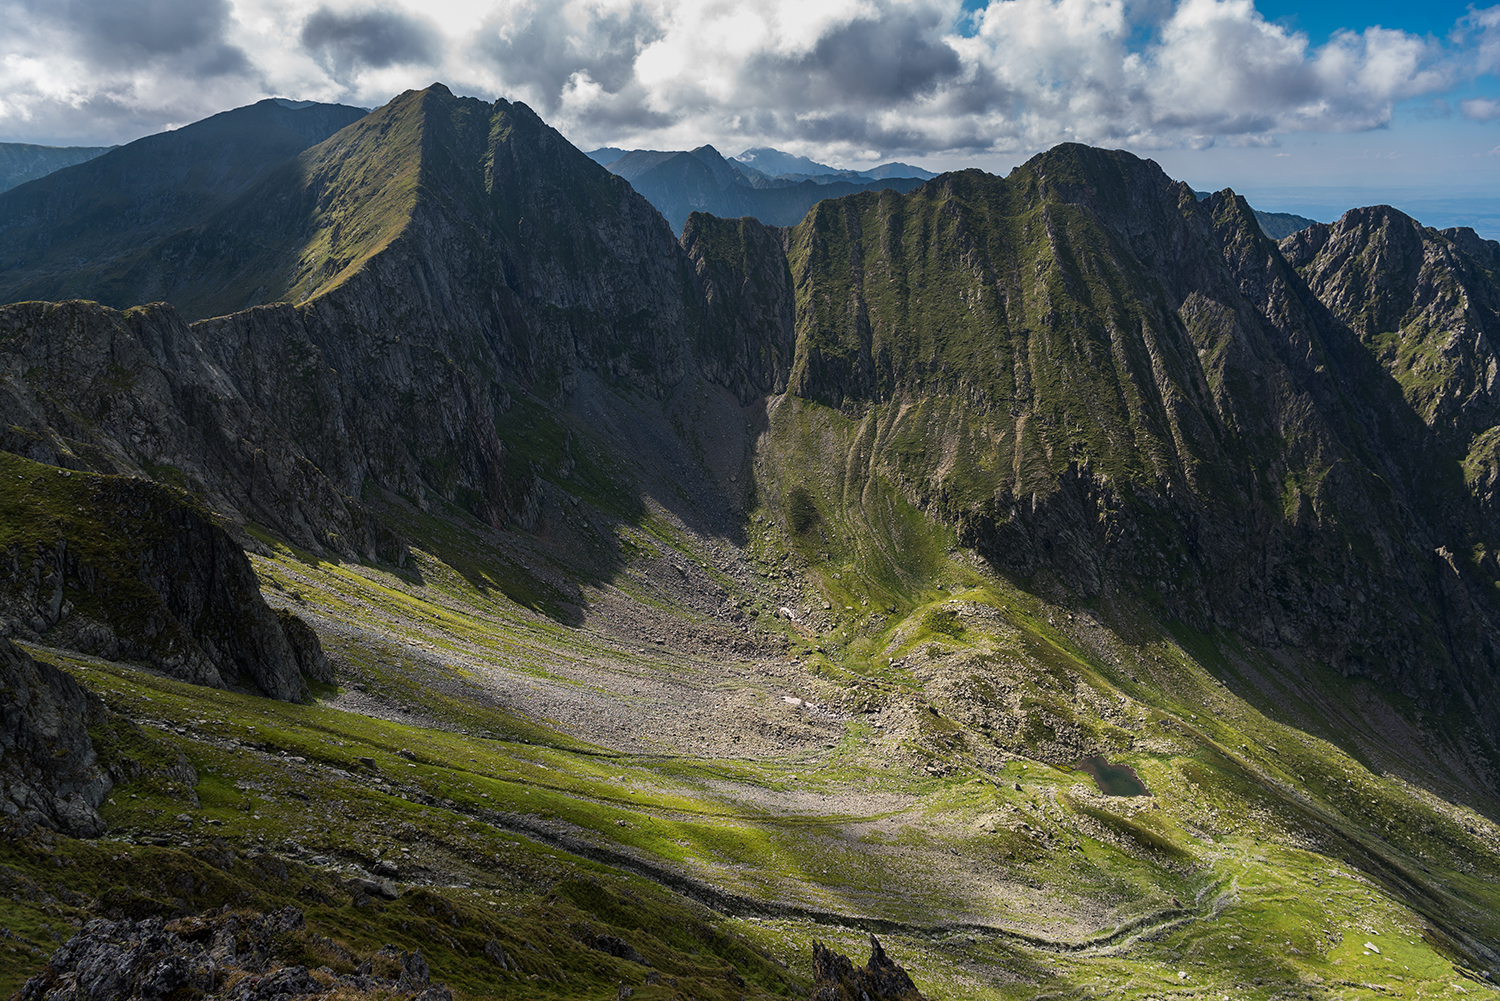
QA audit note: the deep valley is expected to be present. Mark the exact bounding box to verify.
[2,84,1500,1001]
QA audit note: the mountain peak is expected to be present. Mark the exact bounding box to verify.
[734,146,839,176]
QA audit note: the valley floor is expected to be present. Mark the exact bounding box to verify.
[8,459,1500,1001]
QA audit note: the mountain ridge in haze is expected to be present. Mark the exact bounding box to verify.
[0,142,114,194]
[590,142,929,232]
[732,145,937,181]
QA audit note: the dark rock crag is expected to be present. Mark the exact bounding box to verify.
[0,638,111,837]
[0,454,324,701]
[14,906,453,1001]
[808,935,927,1001]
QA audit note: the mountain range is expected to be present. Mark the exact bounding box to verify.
[586,144,932,232]
[730,147,937,182]
[1,83,1500,1000]
[0,142,113,194]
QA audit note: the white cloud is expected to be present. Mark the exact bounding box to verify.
[1461,97,1500,121]
[0,0,1494,159]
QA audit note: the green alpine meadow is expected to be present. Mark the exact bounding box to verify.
[2,84,1500,1000]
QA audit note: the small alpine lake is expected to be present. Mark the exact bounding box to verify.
[1076,755,1149,796]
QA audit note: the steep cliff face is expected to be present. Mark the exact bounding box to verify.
[1283,211,1500,539]
[0,451,321,701]
[1283,208,1500,438]
[0,299,401,560]
[753,144,1500,735]
[682,213,797,403]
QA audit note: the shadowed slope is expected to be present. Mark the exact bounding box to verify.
[0,100,367,315]
[0,142,113,194]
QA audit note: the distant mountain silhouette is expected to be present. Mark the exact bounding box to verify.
[591,143,929,231]
[0,143,114,194]
[734,146,937,181]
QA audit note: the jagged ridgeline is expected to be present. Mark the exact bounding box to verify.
[9,83,1500,996]
[0,85,755,553]
[759,148,1500,749]
[3,85,1500,751]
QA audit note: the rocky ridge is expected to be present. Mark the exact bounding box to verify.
[808,935,927,1001]
[14,906,453,1001]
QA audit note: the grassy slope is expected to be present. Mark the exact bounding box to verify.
[7,377,1500,998]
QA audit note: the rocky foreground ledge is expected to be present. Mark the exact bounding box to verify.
[13,906,454,1001]
[10,899,932,1001]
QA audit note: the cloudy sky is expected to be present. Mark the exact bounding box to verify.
[2,0,1498,230]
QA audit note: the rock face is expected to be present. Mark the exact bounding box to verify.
[1283,207,1500,439]
[808,935,927,1001]
[0,298,421,563]
[682,213,798,404]
[0,452,322,701]
[750,145,1500,742]
[0,638,111,837]
[14,906,453,1001]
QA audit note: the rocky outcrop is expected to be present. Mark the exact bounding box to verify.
[808,935,926,1001]
[0,638,111,837]
[275,609,333,686]
[0,299,404,562]
[14,907,453,1001]
[1282,207,1500,438]
[0,453,322,701]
